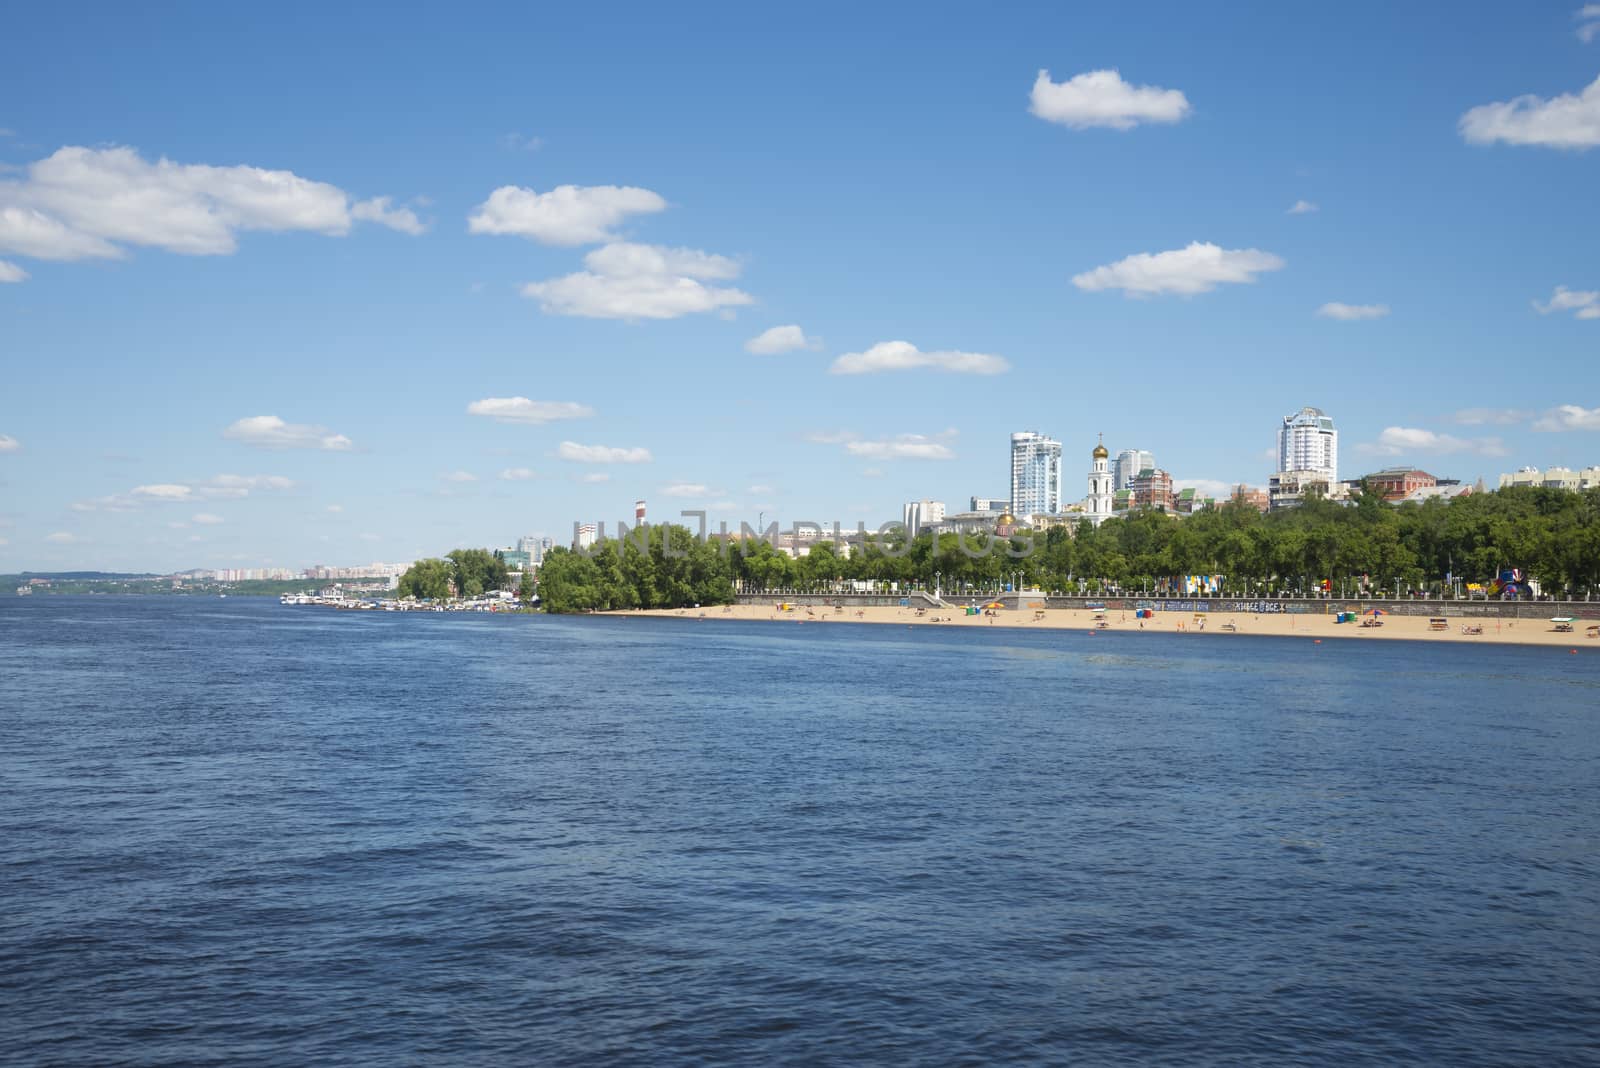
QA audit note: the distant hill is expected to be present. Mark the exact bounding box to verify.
[8,572,161,581]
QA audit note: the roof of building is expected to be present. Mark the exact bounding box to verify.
[1367,466,1435,479]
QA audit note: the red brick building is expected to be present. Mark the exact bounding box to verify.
[1130,467,1174,512]
[1363,467,1437,501]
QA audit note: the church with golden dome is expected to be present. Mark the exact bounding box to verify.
[1085,436,1113,527]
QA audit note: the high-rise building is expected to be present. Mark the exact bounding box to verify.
[970,496,1009,514]
[1010,431,1062,517]
[1085,439,1113,526]
[1278,407,1338,484]
[517,535,554,564]
[1113,449,1154,492]
[902,499,946,534]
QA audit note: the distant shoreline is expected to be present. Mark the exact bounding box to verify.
[608,603,1600,650]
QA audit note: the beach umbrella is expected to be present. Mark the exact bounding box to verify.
[984,601,1005,609]
[1366,607,1385,616]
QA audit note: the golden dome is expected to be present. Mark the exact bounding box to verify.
[1092,442,1109,459]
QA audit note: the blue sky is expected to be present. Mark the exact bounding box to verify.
[2,1,1598,572]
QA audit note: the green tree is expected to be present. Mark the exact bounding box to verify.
[397,557,453,600]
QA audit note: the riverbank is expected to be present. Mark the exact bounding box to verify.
[610,603,1600,649]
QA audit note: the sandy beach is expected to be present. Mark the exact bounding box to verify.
[612,603,1600,650]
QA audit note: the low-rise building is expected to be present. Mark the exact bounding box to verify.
[933,511,1005,535]
[1498,465,1600,491]
[1399,483,1474,504]
[902,498,946,534]
[1269,470,1343,511]
[1130,467,1175,512]
[1230,485,1270,512]
[1360,467,1439,501]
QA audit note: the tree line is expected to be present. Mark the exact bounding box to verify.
[534,486,1600,610]
[396,548,512,600]
[535,523,738,613]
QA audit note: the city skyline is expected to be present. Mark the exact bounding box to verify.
[4,3,1600,572]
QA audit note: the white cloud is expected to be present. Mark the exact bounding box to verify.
[132,484,195,502]
[0,433,18,452]
[0,145,407,263]
[1459,74,1600,149]
[829,340,1010,376]
[1028,68,1191,130]
[360,532,382,542]
[499,133,544,152]
[223,415,352,451]
[351,196,426,235]
[499,467,536,481]
[326,504,344,513]
[192,513,224,525]
[205,474,292,496]
[1072,241,1285,297]
[843,434,956,461]
[662,482,711,497]
[1578,5,1600,43]
[1533,284,1600,319]
[0,259,27,282]
[1454,407,1530,426]
[747,483,775,494]
[45,531,85,545]
[745,324,819,355]
[444,470,478,483]
[1173,478,1235,500]
[1532,404,1600,431]
[467,183,666,245]
[465,397,595,424]
[0,205,121,260]
[74,474,291,512]
[1364,426,1507,456]
[522,241,753,320]
[580,472,611,483]
[558,441,653,464]
[1317,302,1390,320]
[1287,200,1319,215]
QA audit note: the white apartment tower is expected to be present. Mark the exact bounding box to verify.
[1113,449,1155,492]
[1010,431,1063,517]
[1278,407,1338,483]
[1085,438,1114,526]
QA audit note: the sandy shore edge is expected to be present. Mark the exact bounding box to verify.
[605,603,1600,650]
